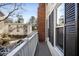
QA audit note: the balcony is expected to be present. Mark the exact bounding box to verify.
[5,32,52,56]
[6,32,38,56]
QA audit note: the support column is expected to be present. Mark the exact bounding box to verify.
[37,3,46,42]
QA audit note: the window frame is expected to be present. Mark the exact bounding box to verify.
[55,3,65,53]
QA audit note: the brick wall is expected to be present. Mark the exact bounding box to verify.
[37,3,46,42]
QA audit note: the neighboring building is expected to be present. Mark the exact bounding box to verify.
[4,23,27,36]
[0,11,4,17]
[4,18,13,23]
[0,11,5,34]
[27,23,32,35]
[3,23,32,36]
[45,3,79,56]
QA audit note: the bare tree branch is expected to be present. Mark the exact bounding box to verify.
[0,3,11,7]
[2,9,18,21]
[0,3,22,22]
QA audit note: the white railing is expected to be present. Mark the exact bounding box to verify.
[6,32,38,56]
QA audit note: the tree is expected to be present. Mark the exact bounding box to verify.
[59,16,64,26]
[0,3,11,7]
[29,16,36,24]
[16,14,24,23]
[29,16,37,30]
[0,3,23,22]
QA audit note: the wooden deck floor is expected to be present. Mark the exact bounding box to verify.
[34,42,52,56]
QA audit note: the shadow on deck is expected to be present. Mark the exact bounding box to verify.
[34,42,52,56]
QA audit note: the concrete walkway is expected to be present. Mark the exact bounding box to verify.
[34,42,52,56]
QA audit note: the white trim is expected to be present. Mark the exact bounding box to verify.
[54,47,64,56]
[28,32,38,41]
[46,38,56,56]
[46,3,64,56]
[46,38,63,56]
[54,3,65,54]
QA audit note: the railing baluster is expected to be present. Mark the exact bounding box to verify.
[6,32,38,56]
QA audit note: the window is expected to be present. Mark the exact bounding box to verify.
[49,11,54,46]
[56,4,65,52]
[56,4,64,26]
[17,25,19,32]
[9,25,12,32]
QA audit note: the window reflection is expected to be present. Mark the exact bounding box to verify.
[57,4,64,26]
[56,4,64,53]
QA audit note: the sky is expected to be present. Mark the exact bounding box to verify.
[0,3,39,23]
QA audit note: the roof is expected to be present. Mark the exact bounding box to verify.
[0,11,4,17]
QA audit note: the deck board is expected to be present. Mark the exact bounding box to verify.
[34,42,52,56]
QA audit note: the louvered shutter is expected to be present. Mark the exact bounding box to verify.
[77,4,79,56]
[65,3,77,56]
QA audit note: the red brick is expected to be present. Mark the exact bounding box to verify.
[37,3,46,42]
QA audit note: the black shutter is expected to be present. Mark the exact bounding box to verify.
[49,11,54,46]
[65,3,77,56]
[77,4,79,56]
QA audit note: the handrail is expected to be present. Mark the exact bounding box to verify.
[6,32,38,56]
[6,40,28,56]
[27,32,38,41]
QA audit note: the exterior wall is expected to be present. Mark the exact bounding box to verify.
[0,16,5,34]
[0,21,4,34]
[27,24,32,35]
[38,3,46,42]
[4,23,27,35]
